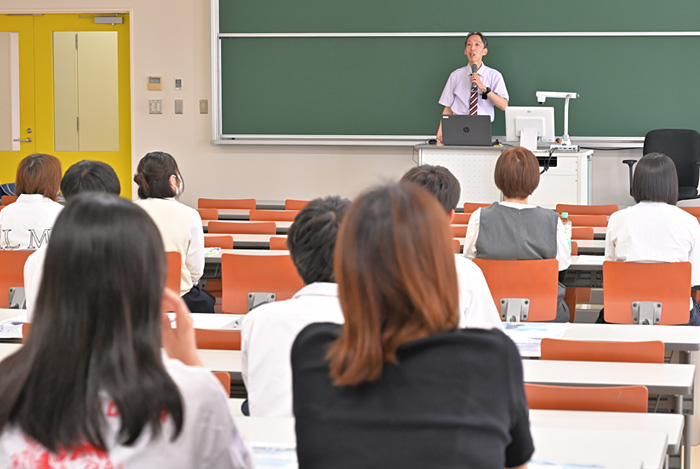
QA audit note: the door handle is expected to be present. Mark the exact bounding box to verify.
[12,138,32,143]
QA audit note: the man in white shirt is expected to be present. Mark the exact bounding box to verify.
[401,165,502,329]
[437,32,509,144]
[241,196,350,417]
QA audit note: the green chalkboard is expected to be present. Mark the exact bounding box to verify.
[217,1,700,138]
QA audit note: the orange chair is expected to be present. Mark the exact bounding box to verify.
[563,238,590,323]
[198,198,256,210]
[463,202,491,213]
[285,199,310,210]
[603,261,691,325]
[556,204,618,216]
[472,258,559,322]
[197,208,219,220]
[452,213,471,225]
[222,253,304,315]
[204,235,234,249]
[195,329,242,350]
[1,195,17,206]
[249,209,299,222]
[571,227,594,240]
[452,239,461,254]
[208,221,276,235]
[165,252,182,293]
[680,206,700,217]
[21,322,31,344]
[0,250,33,308]
[540,339,665,364]
[212,371,231,395]
[568,215,608,227]
[524,384,648,413]
[450,225,467,238]
[269,236,288,250]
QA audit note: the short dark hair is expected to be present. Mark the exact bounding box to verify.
[287,196,351,284]
[494,147,540,198]
[134,151,183,199]
[631,152,679,205]
[15,153,62,201]
[0,193,184,451]
[61,160,121,199]
[400,165,460,213]
[465,32,488,48]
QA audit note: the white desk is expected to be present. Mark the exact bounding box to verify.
[203,220,292,234]
[415,145,592,209]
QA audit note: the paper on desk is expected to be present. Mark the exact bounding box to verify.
[575,255,605,265]
[0,312,27,339]
[166,312,238,330]
[249,443,298,469]
[503,322,570,358]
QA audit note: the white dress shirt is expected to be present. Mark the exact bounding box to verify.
[606,201,700,288]
[241,282,344,418]
[439,64,509,121]
[464,202,571,271]
[0,194,63,249]
[455,255,502,330]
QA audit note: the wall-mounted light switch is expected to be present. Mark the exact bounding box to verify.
[149,100,162,114]
[175,99,184,114]
[199,99,208,114]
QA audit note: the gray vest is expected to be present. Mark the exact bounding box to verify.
[476,203,557,260]
[475,203,569,322]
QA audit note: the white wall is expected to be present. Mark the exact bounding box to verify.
[0,0,638,208]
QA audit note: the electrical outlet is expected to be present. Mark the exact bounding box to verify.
[149,100,162,114]
[199,99,208,114]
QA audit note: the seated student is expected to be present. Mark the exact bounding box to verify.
[134,152,213,313]
[0,193,252,467]
[292,183,533,469]
[401,165,501,329]
[241,196,350,417]
[604,152,700,325]
[464,146,571,322]
[0,153,62,249]
[23,160,122,320]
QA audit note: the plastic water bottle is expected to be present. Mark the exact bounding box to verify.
[561,212,572,252]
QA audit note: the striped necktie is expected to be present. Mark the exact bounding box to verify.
[468,85,478,115]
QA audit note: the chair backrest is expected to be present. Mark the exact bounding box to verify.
[249,209,299,222]
[452,239,461,254]
[452,213,471,225]
[472,258,558,321]
[603,261,691,325]
[463,202,491,213]
[204,235,234,249]
[680,206,700,217]
[556,204,618,216]
[222,253,304,315]
[0,250,33,308]
[284,199,310,210]
[197,208,219,220]
[212,371,231,396]
[570,241,578,256]
[269,236,288,250]
[195,328,242,350]
[450,225,467,238]
[540,338,665,363]
[208,221,276,235]
[1,195,17,206]
[21,322,31,344]
[568,214,608,227]
[198,198,256,210]
[571,227,594,240]
[165,252,182,293]
[524,384,648,413]
[644,129,700,193]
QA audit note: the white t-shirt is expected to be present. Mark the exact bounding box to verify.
[464,202,571,271]
[242,282,344,418]
[0,359,253,468]
[0,194,63,250]
[606,201,700,287]
[22,246,46,321]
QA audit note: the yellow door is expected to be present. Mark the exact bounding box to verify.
[0,14,131,197]
[0,15,36,181]
[33,14,131,197]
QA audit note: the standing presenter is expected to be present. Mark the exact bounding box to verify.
[437,32,509,144]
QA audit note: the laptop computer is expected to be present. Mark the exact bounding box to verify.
[441,115,492,146]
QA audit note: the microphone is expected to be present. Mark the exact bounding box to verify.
[471,64,478,90]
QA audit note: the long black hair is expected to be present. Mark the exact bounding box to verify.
[0,193,184,452]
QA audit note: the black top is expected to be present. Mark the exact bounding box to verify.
[291,323,534,469]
